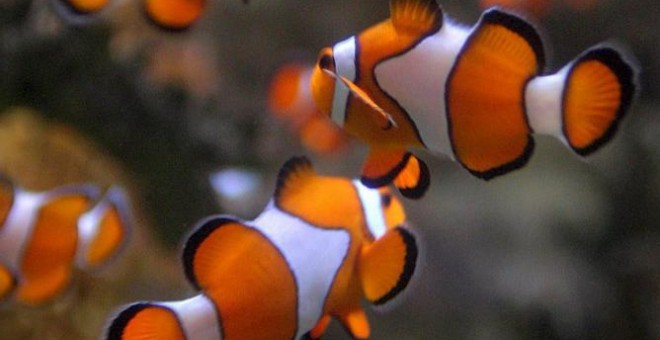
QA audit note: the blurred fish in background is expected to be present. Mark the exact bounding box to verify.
[0,182,130,305]
[0,0,658,339]
[0,108,183,339]
[268,62,350,155]
[142,0,207,31]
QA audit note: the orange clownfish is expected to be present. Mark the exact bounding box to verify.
[105,156,418,340]
[0,181,130,305]
[311,0,638,199]
[268,62,349,155]
[143,0,207,31]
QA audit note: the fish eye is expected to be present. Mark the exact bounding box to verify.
[381,193,392,208]
[317,48,335,72]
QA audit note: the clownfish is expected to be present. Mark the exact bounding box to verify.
[311,0,638,199]
[0,181,130,305]
[105,156,418,340]
[143,0,207,31]
[268,62,349,155]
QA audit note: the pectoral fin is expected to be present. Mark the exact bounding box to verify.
[359,227,418,305]
[322,69,397,130]
[361,149,430,199]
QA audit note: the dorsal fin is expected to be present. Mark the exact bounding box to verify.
[390,0,443,35]
[274,156,316,202]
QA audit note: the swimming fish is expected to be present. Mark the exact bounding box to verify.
[0,181,130,305]
[268,62,349,155]
[310,0,638,198]
[106,156,418,340]
[143,0,207,31]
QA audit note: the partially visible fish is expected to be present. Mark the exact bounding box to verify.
[106,156,418,339]
[0,180,131,305]
[268,62,349,155]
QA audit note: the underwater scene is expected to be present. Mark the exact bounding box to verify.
[0,0,658,339]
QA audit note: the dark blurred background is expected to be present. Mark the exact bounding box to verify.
[0,0,657,339]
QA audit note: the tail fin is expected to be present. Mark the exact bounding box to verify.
[106,295,221,340]
[561,46,637,155]
[106,303,187,340]
[77,186,131,269]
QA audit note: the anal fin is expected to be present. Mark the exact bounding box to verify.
[338,307,370,339]
[308,314,332,339]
